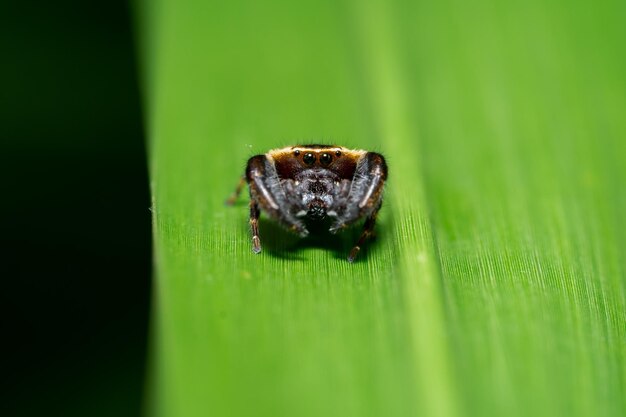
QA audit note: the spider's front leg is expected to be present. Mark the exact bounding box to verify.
[245,155,307,253]
[331,152,388,262]
[347,201,382,262]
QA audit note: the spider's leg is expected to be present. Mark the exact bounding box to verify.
[330,152,388,233]
[249,200,262,253]
[348,202,381,262]
[247,155,308,237]
[225,176,246,205]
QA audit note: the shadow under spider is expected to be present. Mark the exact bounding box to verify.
[255,217,382,263]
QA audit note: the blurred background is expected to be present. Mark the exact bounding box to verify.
[1,1,150,416]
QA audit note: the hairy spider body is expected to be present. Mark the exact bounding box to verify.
[227,144,387,262]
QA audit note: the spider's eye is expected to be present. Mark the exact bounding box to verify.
[294,150,300,156]
[335,150,342,157]
[303,152,316,165]
[320,153,332,166]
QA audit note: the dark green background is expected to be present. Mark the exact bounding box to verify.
[1,2,150,416]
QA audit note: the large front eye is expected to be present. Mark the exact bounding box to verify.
[303,152,315,165]
[320,153,332,166]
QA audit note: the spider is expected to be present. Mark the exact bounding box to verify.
[226,144,388,262]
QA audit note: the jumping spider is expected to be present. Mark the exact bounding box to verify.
[226,144,388,262]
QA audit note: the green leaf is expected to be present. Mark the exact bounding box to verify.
[137,0,626,416]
